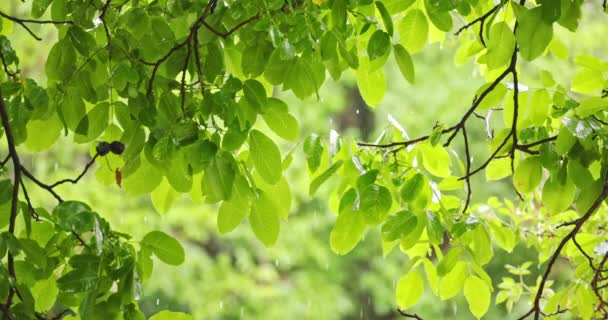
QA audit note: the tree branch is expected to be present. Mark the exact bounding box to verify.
[0,11,73,41]
[0,87,21,320]
[517,171,608,320]
[397,309,424,319]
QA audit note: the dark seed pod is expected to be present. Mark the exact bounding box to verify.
[110,141,125,155]
[96,141,111,156]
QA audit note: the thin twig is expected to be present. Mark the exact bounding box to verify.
[0,11,73,41]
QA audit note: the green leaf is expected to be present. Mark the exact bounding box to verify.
[151,178,179,214]
[57,270,98,293]
[141,230,185,266]
[309,160,343,196]
[515,7,553,61]
[332,0,347,30]
[359,184,392,225]
[375,1,394,36]
[262,98,299,141]
[576,97,608,117]
[439,261,467,300]
[249,130,282,185]
[243,79,267,109]
[424,0,453,32]
[529,89,551,126]
[32,277,58,311]
[250,192,280,247]
[75,102,109,143]
[367,30,391,61]
[513,156,543,194]
[381,211,417,241]
[148,311,193,320]
[25,114,62,151]
[283,53,325,99]
[393,44,415,84]
[123,156,163,196]
[32,0,53,18]
[464,276,491,318]
[330,208,367,255]
[486,22,515,70]
[571,68,604,94]
[398,10,428,53]
[356,58,386,107]
[542,177,575,214]
[202,151,236,202]
[396,270,424,309]
[400,173,425,202]
[53,201,94,233]
[217,175,253,234]
[67,26,96,56]
[45,40,76,81]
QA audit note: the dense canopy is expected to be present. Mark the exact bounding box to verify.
[0,0,608,319]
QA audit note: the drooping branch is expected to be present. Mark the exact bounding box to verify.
[47,153,99,189]
[0,11,73,41]
[517,171,608,320]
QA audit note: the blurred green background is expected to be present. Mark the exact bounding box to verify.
[2,1,608,319]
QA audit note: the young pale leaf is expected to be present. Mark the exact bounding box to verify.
[513,156,542,194]
[398,10,428,53]
[464,276,491,318]
[356,59,387,107]
[151,178,179,214]
[576,97,608,117]
[486,22,515,70]
[250,192,280,247]
[217,176,253,234]
[262,98,299,141]
[419,144,451,178]
[542,177,575,215]
[330,209,367,255]
[439,261,467,300]
[393,44,415,84]
[396,270,424,309]
[141,231,185,266]
[249,130,282,185]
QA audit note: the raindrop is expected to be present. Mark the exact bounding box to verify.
[453,304,457,314]
[240,307,244,318]
[144,216,148,222]
[356,109,360,114]
[219,301,224,309]
[54,162,59,172]
[360,308,363,319]
[325,262,329,270]
[156,298,160,306]
[275,259,279,267]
